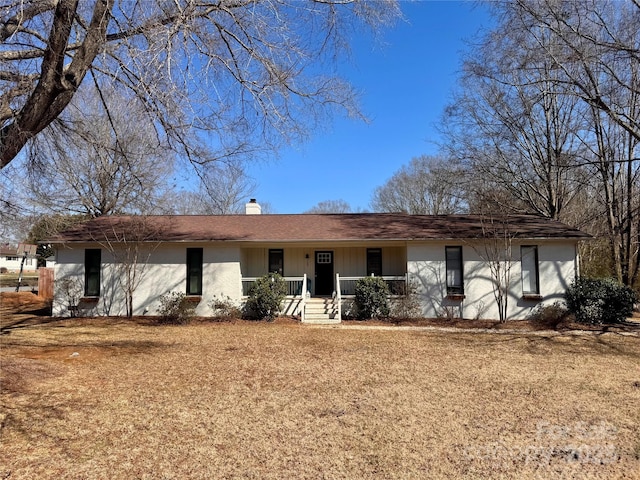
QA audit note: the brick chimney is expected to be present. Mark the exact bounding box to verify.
[245,198,262,215]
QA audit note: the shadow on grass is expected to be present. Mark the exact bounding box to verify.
[1,314,61,335]
[0,397,74,448]
[462,329,640,359]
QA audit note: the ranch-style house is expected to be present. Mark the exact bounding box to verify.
[47,201,589,322]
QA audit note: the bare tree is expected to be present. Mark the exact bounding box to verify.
[583,105,640,286]
[508,0,640,142]
[470,217,517,323]
[0,160,27,241]
[305,199,352,214]
[442,0,640,286]
[441,15,586,220]
[371,155,465,214]
[26,87,174,217]
[498,0,640,286]
[0,0,400,170]
[193,162,257,214]
[160,161,256,215]
[94,216,164,317]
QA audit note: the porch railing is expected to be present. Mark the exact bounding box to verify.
[300,274,307,322]
[242,274,407,297]
[241,276,306,296]
[335,273,342,321]
[242,274,309,320]
[337,275,407,296]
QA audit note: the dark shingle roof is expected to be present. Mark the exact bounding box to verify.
[0,246,18,256]
[46,214,590,244]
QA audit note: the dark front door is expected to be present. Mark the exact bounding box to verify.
[314,251,334,296]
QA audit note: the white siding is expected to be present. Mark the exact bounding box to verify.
[53,243,242,317]
[407,241,578,320]
[53,240,578,321]
[0,255,37,272]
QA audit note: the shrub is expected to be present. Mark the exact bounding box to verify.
[56,276,84,317]
[244,273,287,320]
[390,282,422,319]
[157,291,196,324]
[527,301,569,329]
[389,280,422,319]
[564,278,637,325]
[354,276,390,319]
[208,295,241,320]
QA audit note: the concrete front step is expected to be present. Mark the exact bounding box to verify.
[302,298,341,324]
[303,317,342,325]
[303,312,339,322]
[305,305,336,314]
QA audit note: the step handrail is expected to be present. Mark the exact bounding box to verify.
[335,273,342,321]
[301,273,307,322]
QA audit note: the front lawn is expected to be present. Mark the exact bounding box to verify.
[0,272,38,288]
[1,317,639,479]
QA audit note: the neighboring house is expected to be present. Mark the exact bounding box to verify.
[0,245,37,273]
[47,201,590,321]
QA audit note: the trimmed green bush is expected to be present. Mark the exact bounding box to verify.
[157,291,196,324]
[244,273,287,320]
[564,277,637,325]
[354,276,391,319]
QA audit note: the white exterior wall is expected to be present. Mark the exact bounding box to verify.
[52,239,579,320]
[0,255,37,272]
[53,243,242,317]
[407,241,578,320]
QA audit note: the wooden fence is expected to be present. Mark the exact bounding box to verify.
[38,267,54,300]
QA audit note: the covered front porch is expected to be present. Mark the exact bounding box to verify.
[239,244,408,323]
[241,274,408,297]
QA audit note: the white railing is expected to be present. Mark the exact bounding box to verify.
[301,273,307,322]
[241,275,309,320]
[335,273,342,321]
[337,275,407,296]
[242,275,406,297]
[241,276,306,296]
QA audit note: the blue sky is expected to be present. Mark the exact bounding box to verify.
[251,1,493,213]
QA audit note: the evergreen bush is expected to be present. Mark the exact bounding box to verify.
[354,276,390,319]
[564,277,637,325]
[244,273,287,320]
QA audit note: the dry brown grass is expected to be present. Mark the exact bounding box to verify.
[1,301,640,478]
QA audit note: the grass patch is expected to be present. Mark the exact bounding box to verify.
[1,317,639,479]
[0,273,38,288]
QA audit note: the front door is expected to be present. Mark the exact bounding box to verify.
[314,251,334,296]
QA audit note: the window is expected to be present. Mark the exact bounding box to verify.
[84,249,101,297]
[269,249,284,275]
[316,252,332,264]
[186,248,203,296]
[521,246,540,295]
[367,248,382,276]
[445,246,464,295]
[7,256,18,261]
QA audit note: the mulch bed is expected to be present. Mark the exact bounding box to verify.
[2,291,638,334]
